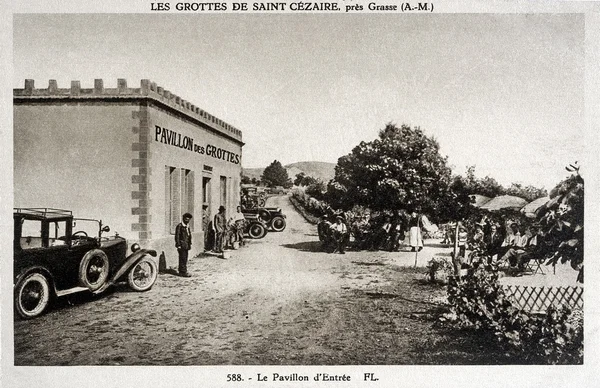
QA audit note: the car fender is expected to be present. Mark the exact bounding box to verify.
[112,249,157,283]
[93,249,157,294]
[14,265,56,295]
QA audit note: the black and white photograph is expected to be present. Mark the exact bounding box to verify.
[1,1,599,387]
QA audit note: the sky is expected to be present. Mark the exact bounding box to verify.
[12,13,585,190]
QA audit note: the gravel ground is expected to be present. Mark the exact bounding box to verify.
[14,195,572,366]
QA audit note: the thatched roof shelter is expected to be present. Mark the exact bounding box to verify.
[479,195,528,211]
[520,196,550,217]
[469,194,492,208]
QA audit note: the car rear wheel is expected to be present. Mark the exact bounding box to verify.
[15,272,51,319]
[128,256,158,292]
[79,249,110,292]
[247,223,267,239]
[270,216,286,232]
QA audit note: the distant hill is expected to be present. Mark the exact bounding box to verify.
[285,161,336,183]
[242,167,264,182]
[242,161,336,184]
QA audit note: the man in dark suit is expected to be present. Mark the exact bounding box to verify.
[486,222,506,262]
[175,213,193,277]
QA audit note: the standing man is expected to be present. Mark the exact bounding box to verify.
[214,206,227,253]
[485,223,504,262]
[232,206,246,247]
[175,212,193,277]
[390,215,405,252]
[202,204,211,251]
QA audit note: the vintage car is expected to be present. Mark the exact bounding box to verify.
[13,208,158,319]
[241,185,266,208]
[268,186,287,195]
[242,207,286,232]
[242,213,269,239]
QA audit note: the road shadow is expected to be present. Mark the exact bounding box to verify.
[41,287,118,314]
[281,241,325,252]
[352,261,385,266]
[425,243,453,249]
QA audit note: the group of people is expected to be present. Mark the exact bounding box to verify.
[174,205,247,277]
[318,215,350,254]
[318,209,431,254]
[461,216,544,272]
[204,205,247,253]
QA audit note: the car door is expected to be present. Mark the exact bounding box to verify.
[45,219,82,290]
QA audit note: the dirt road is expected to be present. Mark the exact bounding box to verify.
[14,195,449,365]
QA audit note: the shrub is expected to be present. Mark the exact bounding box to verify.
[444,268,583,364]
[425,257,453,284]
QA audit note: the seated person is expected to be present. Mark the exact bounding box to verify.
[389,217,405,252]
[318,217,333,242]
[331,216,348,254]
[499,226,539,270]
[373,217,392,250]
[457,226,468,258]
[514,226,544,270]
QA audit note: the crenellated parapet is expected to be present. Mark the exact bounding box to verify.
[14,78,243,142]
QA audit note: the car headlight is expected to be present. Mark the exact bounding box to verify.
[131,243,141,252]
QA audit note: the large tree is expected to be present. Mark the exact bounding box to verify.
[261,160,292,188]
[327,123,465,221]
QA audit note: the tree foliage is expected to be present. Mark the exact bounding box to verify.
[462,165,547,201]
[294,172,318,187]
[327,123,467,222]
[505,183,548,202]
[305,180,327,201]
[536,170,584,282]
[261,160,292,188]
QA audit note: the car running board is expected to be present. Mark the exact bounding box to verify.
[56,286,89,297]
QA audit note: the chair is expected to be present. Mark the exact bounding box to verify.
[530,256,546,275]
[520,255,545,275]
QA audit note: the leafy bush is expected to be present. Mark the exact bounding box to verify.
[536,171,584,282]
[444,268,583,364]
[425,257,453,284]
[291,187,331,219]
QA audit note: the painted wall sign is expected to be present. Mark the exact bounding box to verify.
[154,125,240,164]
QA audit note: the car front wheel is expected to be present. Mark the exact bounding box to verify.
[270,216,286,232]
[79,249,110,292]
[258,209,270,222]
[128,256,158,292]
[15,272,51,319]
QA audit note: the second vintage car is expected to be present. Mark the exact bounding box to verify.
[242,207,287,232]
[14,208,159,319]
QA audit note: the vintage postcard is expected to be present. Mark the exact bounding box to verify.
[1,1,599,387]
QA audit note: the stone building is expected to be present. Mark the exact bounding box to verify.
[14,78,244,266]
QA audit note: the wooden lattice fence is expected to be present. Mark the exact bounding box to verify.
[503,285,583,314]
